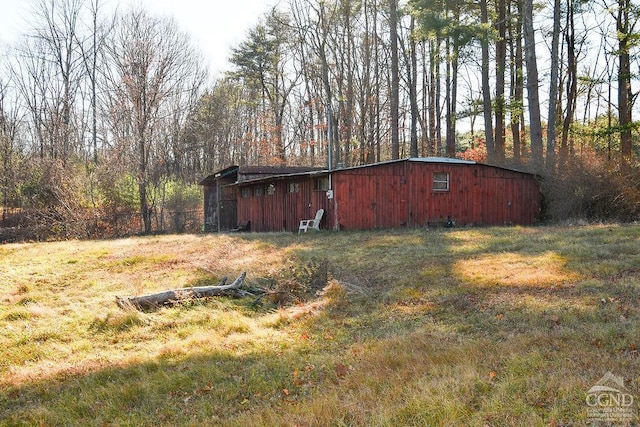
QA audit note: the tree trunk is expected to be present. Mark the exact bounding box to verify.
[480,0,495,162]
[389,0,400,159]
[509,0,524,165]
[117,272,247,310]
[446,33,459,157]
[546,0,562,170]
[617,0,634,166]
[409,16,419,158]
[429,39,438,155]
[560,0,578,167]
[344,0,355,166]
[495,0,507,164]
[523,0,544,169]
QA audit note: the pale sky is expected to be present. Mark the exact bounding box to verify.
[0,0,277,78]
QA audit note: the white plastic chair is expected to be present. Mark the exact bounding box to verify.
[298,209,324,233]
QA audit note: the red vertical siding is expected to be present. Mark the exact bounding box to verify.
[333,162,408,230]
[235,159,539,232]
[237,175,333,232]
[333,160,539,229]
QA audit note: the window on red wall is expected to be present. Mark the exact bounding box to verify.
[288,182,299,193]
[241,187,250,198]
[433,172,450,192]
[315,177,329,191]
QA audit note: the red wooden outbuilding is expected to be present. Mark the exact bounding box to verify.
[199,165,322,231]
[203,157,540,233]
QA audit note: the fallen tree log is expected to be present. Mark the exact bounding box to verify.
[116,272,248,310]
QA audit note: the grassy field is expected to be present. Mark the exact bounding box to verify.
[1,225,639,426]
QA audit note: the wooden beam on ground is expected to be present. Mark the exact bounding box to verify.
[116,272,248,310]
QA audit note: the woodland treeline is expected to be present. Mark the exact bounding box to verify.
[1,0,640,240]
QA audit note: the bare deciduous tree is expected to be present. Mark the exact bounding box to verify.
[106,8,206,233]
[31,0,85,162]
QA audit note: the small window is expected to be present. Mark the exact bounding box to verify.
[254,186,264,197]
[433,172,450,192]
[267,184,276,195]
[288,182,300,193]
[315,177,329,191]
[241,187,250,198]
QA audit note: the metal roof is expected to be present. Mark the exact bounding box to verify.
[215,157,535,187]
[237,165,323,182]
[329,156,476,172]
[199,165,323,186]
[198,165,239,186]
[408,156,476,165]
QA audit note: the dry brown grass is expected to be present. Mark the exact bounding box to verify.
[455,251,581,287]
[1,225,639,426]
